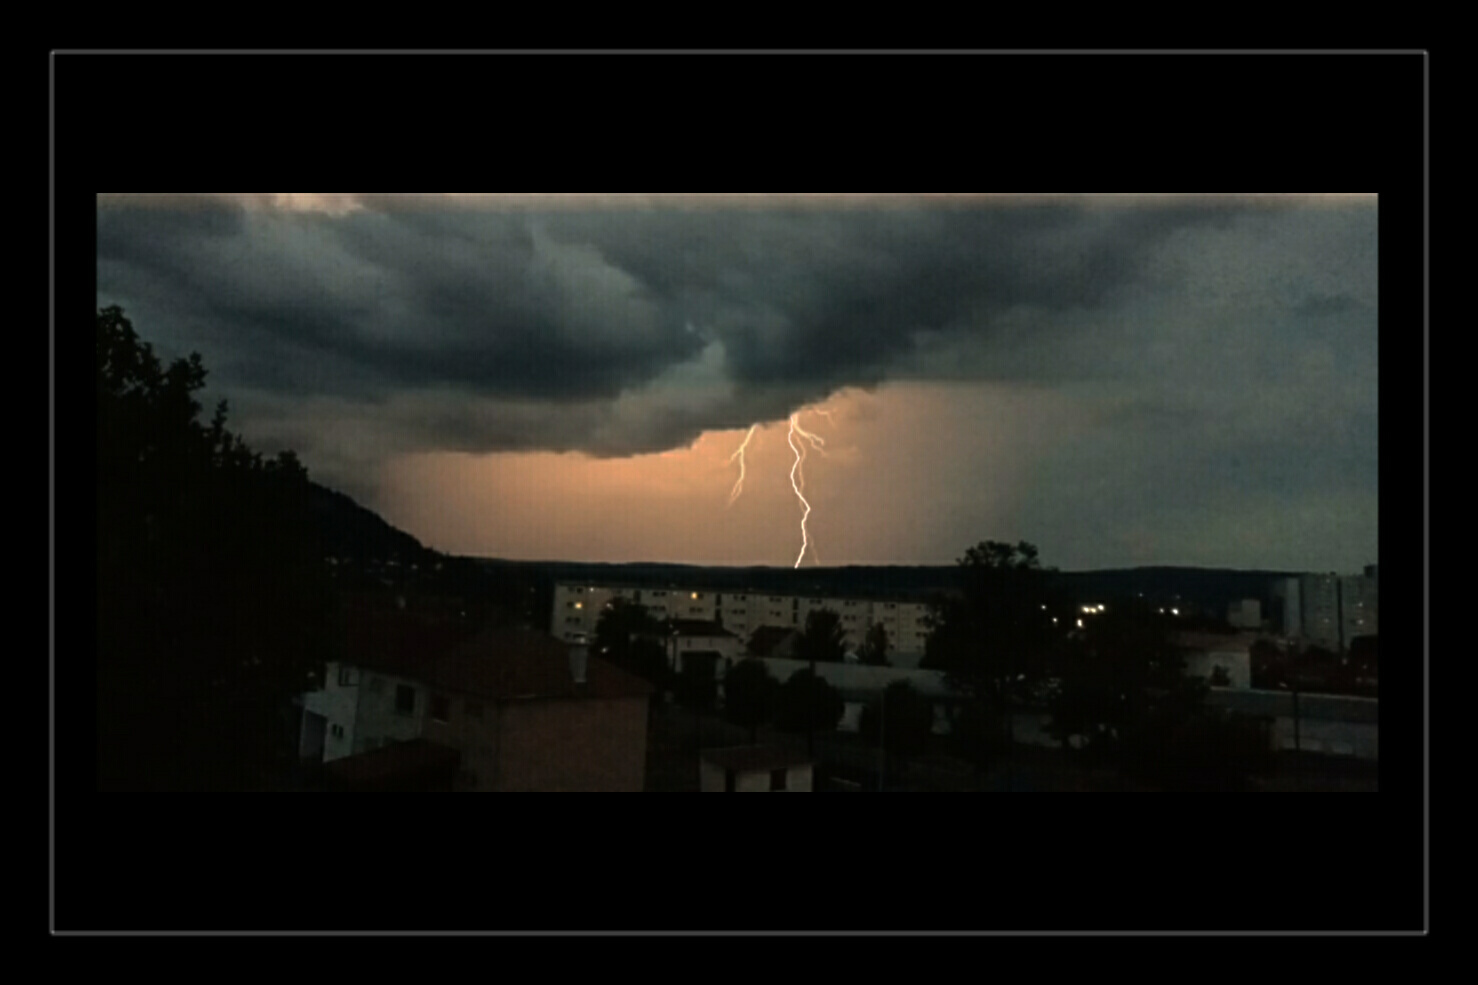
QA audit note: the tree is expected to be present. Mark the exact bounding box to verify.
[674,652,719,712]
[722,658,778,743]
[797,609,848,665]
[920,540,1061,744]
[859,623,890,667]
[859,680,934,760]
[774,668,845,734]
[96,306,335,790]
[1043,597,1225,781]
[1119,707,1273,791]
[593,598,668,687]
[952,698,1010,770]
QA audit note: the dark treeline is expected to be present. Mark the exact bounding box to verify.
[474,558,1301,617]
[95,307,544,789]
[97,306,334,789]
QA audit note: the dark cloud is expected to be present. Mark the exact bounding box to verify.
[95,194,1378,569]
[97,197,1267,458]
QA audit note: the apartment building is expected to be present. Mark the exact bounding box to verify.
[1273,570,1379,652]
[550,582,933,663]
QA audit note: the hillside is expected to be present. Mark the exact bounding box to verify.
[306,482,433,565]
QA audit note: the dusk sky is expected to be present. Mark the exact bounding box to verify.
[96,193,1378,572]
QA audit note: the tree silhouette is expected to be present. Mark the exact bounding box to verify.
[774,668,844,734]
[859,680,934,760]
[920,540,1061,743]
[593,598,669,688]
[796,609,848,665]
[859,623,891,666]
[722,658,778,743]
[1044,596,1197,756]
[96,306,334,790]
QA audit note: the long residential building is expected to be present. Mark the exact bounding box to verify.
[1270,566,1379,651]
[551,582,934,664]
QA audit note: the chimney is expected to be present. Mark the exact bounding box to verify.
[569,639,589,685]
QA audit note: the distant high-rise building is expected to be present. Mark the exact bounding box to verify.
[1271,568,1378,651]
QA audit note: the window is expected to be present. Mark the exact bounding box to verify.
[770,769,788,791]
[395,684,415,716]
[330,724,344,739]
[431,695,451,722]
[466,700,484,718]
[338,665,359,686]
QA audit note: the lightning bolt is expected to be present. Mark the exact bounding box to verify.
[725,410,832,568]
[727,424,757,506]
[788,413,826,568]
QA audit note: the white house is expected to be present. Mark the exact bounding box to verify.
[549,581,935,663]
[667,619,744,676]
[300,660,430,763]
[700,745,813,792]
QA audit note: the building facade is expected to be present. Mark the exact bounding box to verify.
[300,620,652,790]
[551,582,932,664]
[1269,570,1378,651]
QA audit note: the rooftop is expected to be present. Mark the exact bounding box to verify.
[746,625,801,656]
[341,612,653,703]
[425,625,654,703]
[336,607,480,679]
[666,619,736,638]
[321,739,461,791]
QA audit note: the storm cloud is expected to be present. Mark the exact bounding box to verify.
[96,194,1377,569]
[99,195,1283,449]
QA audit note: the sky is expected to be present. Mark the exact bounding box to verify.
[96,193,1378,572]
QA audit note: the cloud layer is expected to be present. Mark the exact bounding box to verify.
[96,194,1377,568]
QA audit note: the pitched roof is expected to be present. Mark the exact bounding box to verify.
[321,739,461,790]
[701,745,813,773]
[667,619,736,638]
[335,607,479,679]
[746,625,800,656]
[423,625,654,703]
